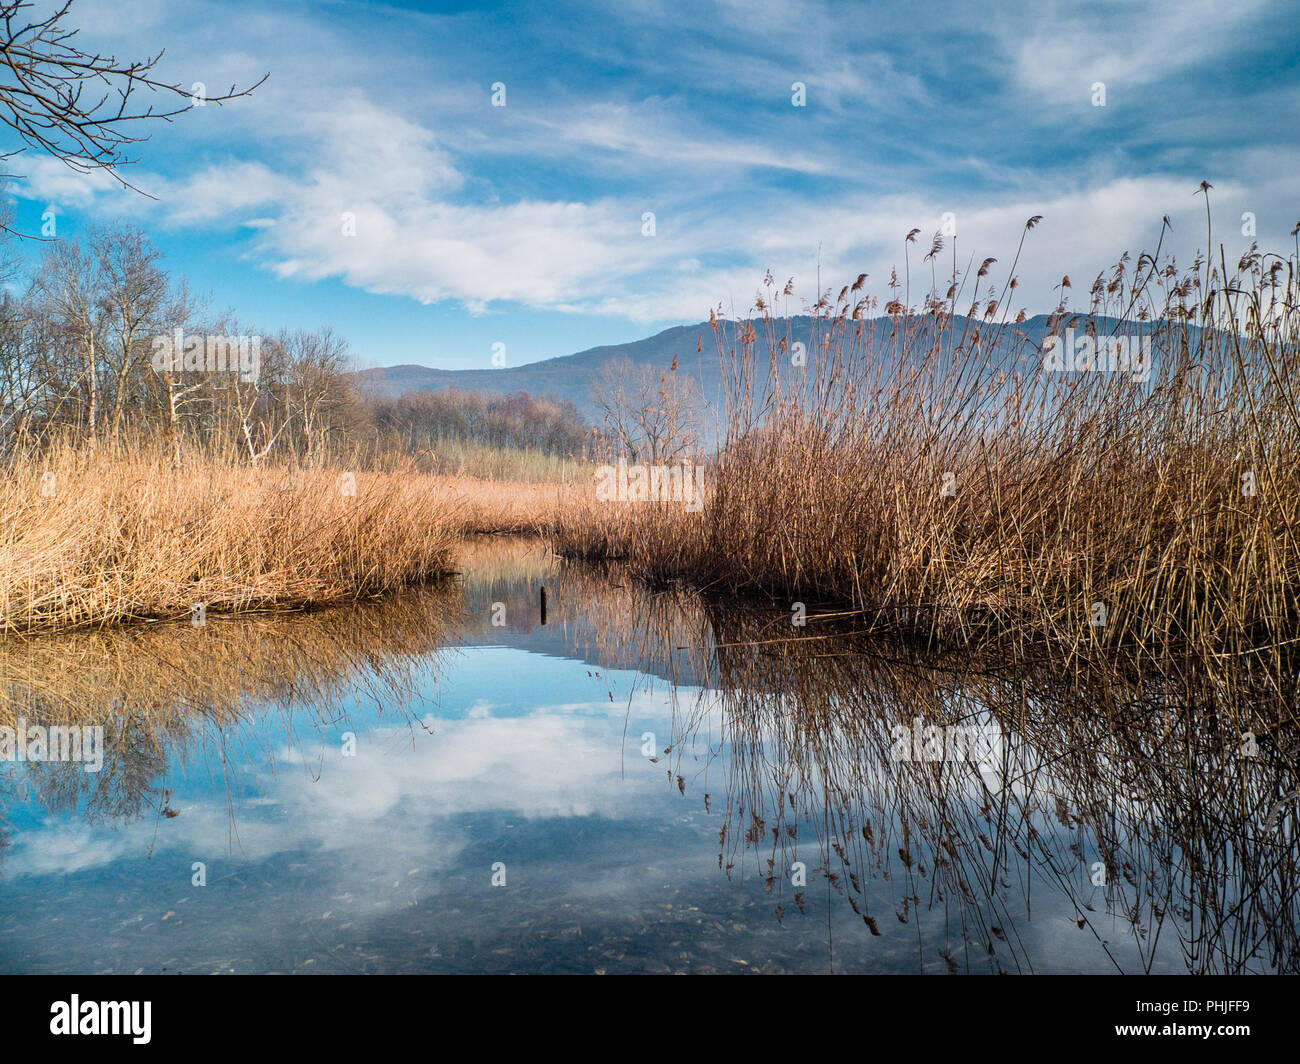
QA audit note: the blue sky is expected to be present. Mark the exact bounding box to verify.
[5,0,1298,369]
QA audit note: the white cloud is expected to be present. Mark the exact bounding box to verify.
[9,156,136,210]
[1005,0,1273,104]
[2,0,1292,331]
[540,100,828,174]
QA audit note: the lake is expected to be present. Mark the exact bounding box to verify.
[1,536,1296,974]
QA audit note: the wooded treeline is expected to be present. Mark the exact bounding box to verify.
[371,389,589,457]
[0,222,590,465]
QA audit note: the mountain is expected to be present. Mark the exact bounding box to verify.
[352,322,723,421]
[351,313,1161,426]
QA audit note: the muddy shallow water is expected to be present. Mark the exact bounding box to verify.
[0,536,1296,974]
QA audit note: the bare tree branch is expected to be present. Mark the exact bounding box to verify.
[0,0,266,215]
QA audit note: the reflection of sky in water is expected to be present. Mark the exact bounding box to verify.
[1,646,857,973]
[0,561,1217,974]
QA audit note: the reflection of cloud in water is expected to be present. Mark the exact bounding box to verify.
[276,695,679,822]
[4,534,1295,973]
[5,681,684,881]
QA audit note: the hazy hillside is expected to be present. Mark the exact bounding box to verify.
[352,313,1163,427]
[352,321,722,421]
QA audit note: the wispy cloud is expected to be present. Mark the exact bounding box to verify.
[4,0,1295,359]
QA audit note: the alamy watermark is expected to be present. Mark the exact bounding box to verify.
[50,996,150,1044]
[594,458,706,513]
[151,329,261,383]
[0,720,104,772]
[1042,328,1151,383]
[890,717,1003,769]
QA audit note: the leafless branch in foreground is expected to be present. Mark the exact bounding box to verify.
[0,0,266,201]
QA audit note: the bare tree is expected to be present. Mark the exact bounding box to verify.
[0,0,265,207]
[591,355,700,463]
[91,222,168,441]
[0,287,59,442]
[29,236,102,446]
[151,278,202,463]
[279,326,356,466]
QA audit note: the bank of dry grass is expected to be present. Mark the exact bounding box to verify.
[0,445,462,632]
[443,476,579,534]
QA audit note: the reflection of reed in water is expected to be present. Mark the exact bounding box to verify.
[0,583,463,828]
[3,531,1296,973]
[628,595,1300,973]
[453,534,707,684]
[450,538,1300,972]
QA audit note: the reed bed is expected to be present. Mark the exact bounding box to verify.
[0,444,461,632]
[443,476,580,534]
[556,214,1300,672]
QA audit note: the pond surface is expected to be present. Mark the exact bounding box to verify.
[1,536,1297,974]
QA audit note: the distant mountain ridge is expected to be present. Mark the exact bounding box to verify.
[352,321,724,421]
[351,313,1159,425]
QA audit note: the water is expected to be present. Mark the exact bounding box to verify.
[0,537,1296,974]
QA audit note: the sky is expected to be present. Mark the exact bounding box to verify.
[4,0,1298,370]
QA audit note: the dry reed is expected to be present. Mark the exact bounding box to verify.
[0,443,461,632]
[556,211,1300,674]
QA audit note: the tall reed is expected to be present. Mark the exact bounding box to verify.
[555,209,1300,673]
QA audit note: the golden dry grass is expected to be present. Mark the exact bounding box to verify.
[555,218,1300,673]
[0,445,588,632]
[441,476,580,534]
[0,444,462,632]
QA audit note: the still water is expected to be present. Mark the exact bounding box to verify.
[1,537,1296,973]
